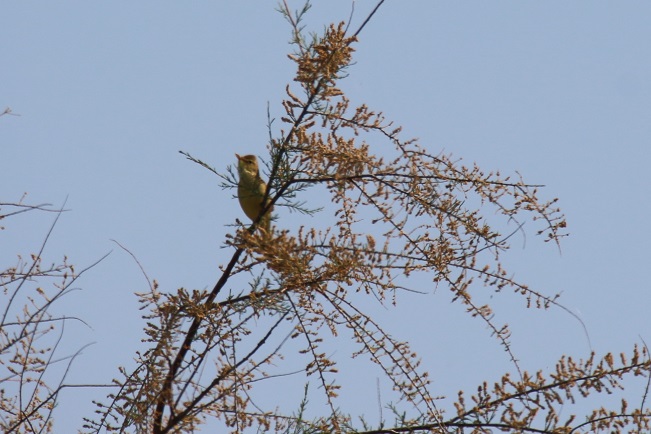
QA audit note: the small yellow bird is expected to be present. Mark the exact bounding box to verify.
[235,154,273,233]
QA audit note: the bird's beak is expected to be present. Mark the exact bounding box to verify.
[235,153,241,161]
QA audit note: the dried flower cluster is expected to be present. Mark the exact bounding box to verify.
[78,2,651,434]
[1,201,96,433]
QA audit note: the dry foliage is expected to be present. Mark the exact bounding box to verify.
[0,200,103,433]
[4,2,645,434]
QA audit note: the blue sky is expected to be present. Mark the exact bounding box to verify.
[2,1,651,431]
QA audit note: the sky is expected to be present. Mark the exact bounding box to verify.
[2,1,651,432]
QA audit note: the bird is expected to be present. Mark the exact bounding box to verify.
[235,154,273,234]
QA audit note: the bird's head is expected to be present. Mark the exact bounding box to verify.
[235,154,260,178]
